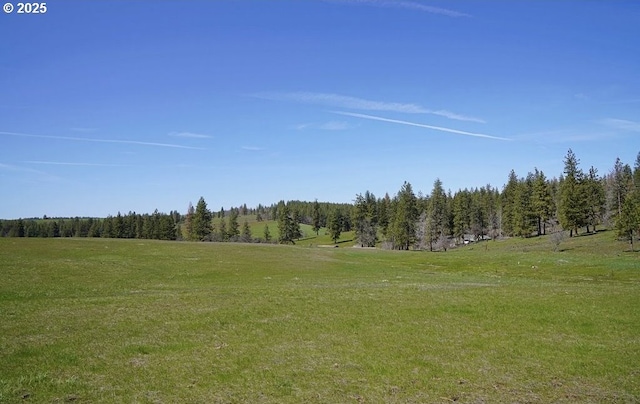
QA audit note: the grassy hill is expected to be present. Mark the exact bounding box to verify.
[214,215,356,246]
[0,232,638,402]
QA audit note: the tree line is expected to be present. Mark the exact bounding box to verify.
[0,210,180,240]
[2,149,640,250]
[347,149,640,250]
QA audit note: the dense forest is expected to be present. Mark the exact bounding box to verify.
[3,149,640,250]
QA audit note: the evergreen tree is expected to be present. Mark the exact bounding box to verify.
[390,181,418,250]
[102,216,114,238]
[427,179,448,250]
[263,223,272,243]
[353,192,378,247]
[49,221,60,238]
[617,194,640,251]
[482,185,500,240]
[191,197,213,241]
[9,219,25,237]
[584,166,606,233]
[328,209,342,244]
[142,213,154,239]
[471,189,484,240]
[501,170,519,236]
[241,220,252,242]
[114,212,125,238]
[312,199,321,235]
[167,214,179,240]
[634,152,640,188]
[452,189,471,243]
[88,220,101,237]
[218,218,228,241]
[227,208,240,241]
[124,212,136,238]
[608,158,633,223]
[559,149,587,236]
[277,204,298,244]
[531,169,554,236]
[135,214,144,239]
[184,202,195,240]
[378,193,391,238]
[512,174,536,237]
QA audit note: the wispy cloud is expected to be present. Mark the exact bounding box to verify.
[24,160,132,167]
[168,131,212,139]
[0,162,60,181]
[599,118,640,132]
[295,121,353,131]
[241,146,264,151]
[331,111,509,141]
[319,121,352,131]
[0,131,206,150]
[327,0,471,18]
[254,92,485,123]
[70,127,98,133]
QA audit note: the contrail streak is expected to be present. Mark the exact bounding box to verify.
[0,131,206,150]
[330,111,510,141]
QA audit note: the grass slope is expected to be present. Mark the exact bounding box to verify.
[216,216,356,246]
[0,232,639,403]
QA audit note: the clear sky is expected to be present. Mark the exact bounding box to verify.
[1,1,639,219]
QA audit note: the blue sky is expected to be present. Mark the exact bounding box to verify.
[1,1,639,219]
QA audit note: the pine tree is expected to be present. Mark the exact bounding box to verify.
[501,170,519,236]
[617,194,640,251]
[241,220,252,242]
[49,221,60,238]
[584,166,606,233]
[9,219,25,237]
[391,181,418,250]
[114,212,125,238]
[312,199,321,235]
[328,209,342,244]
[263,224,272,243]
[512,175,536,237]
[378,193,391,238]
[191,197,213,241]
[471,189,484,241]
[102,216,114,238]
[482,185,500,240]
[634,152,640,188]
[531,169,553,236]
[184,202,195,240]
[88,220,101,237]
[218,218,227,241]
[452,189,471,243]
[277,204,297,244]
[559,149,587,236]
[353,191,378,247]
[608,158,633,223]
[227,208,240,241]
[427,179,448,250]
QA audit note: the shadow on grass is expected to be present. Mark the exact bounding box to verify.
[336,239,354,244]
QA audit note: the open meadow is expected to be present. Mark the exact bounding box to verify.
[1,233,639,403]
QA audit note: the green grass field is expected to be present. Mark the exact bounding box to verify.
[1,232,639,403]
